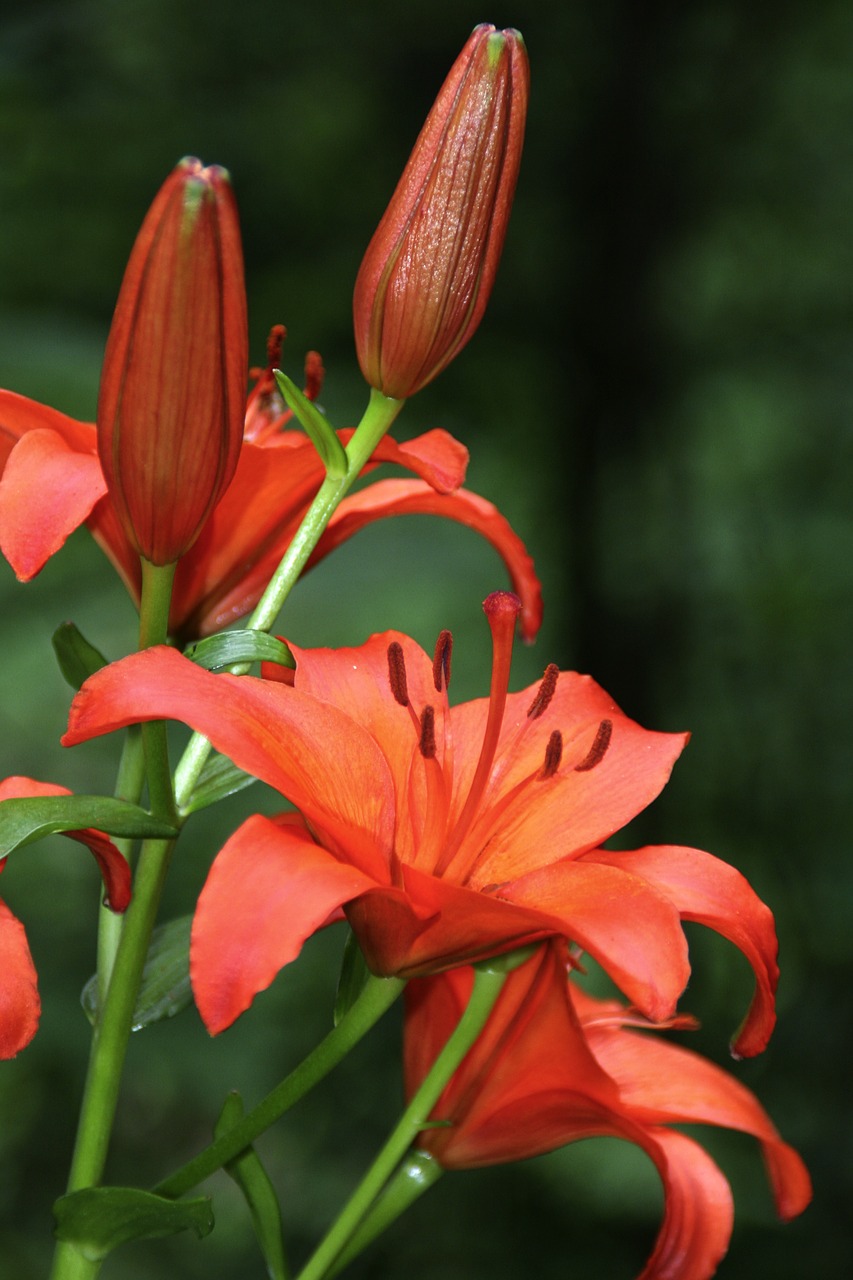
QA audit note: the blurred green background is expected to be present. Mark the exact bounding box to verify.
[0,0,848,1275]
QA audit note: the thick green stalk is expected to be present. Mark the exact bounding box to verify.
[153,974,406,1199]
[50,561,178,1280]
[294,963,509,1280]
[95,724,144,1005]
[173,387,403,806]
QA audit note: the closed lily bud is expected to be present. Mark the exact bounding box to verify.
[353,25,529,400]
[97,158,248,565]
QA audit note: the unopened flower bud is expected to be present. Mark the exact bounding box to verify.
[353,25,529,400]
[97,158,248,565]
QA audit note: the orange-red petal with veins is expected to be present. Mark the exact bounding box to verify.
[190,812,380,1033]
[582,844,779,1058]
[0,901,40,1059]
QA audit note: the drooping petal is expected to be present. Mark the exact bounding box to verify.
[636,1128,733,1280]
[0,429,107,580]
[308,480,543,642]
[191,813,380,1033]
[0,388,96,461]
[582,1018,812,1221]
[62,648,395,875]
[347,427,469,494]
[504,859,691,1021]
[0,899,40,1059]
[0,776,130,911]
[583,845,779,1057]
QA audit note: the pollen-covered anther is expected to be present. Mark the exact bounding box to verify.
[387,641,409,706]
[432,629,453,693]
[574,719,613,773]
[266,323,286,368]
[526,663,559,719]
[419,705,437,759]
[539,729,563,779]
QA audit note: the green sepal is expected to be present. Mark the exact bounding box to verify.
[183,629,295,672]
[215,1092,289,1280]
[274,369,348,480]
[82,915,192,1030]
[333,930,372,1027]
[51,622,109,690]
[53,1186,213,1261]
[182,750,259,815]
[0,795,176,857]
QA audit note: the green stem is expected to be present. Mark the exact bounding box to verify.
[326,1151,443,1279]
[295,963,509,1280]
[96,725,145,1005]
[153,974,406,1199]
[173,387,403,807]
[50,560,179,1280]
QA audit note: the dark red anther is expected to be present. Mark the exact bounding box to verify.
[574,719,612,772]
[526,663,559,719]
[539,729,563,779]
[266,323,286,369]
[419,705,437,758]
[387,641,409,706]
[303,349,325,402]
[432,629,453,693]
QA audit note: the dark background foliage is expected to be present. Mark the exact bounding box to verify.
[0,1,848,1275]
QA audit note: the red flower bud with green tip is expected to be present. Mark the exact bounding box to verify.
[97,157,248,565]
[354,24,529,400]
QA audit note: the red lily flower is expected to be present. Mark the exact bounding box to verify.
[404,944,811,1280]
[63,593,777,1047]
[0,337,542,642]
[0,777,131,1058]
[354,25,529,399]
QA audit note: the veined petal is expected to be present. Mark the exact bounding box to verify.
[191,813,380,1033]
[0,900,40,1059]
[583,845,779,1057]
[583,1021,812,1222]
[344,427,469,494]
[62,647,395,873]
[0,388,96,460]
[308,480,543,642]
[0,430,107,580]
[458,678,686,886]
[347,865,565,978]
[504,859,690,1020]
[636,1128,733,1280]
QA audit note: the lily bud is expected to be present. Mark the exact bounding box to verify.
[353,25,529,400]
[97,158,248,565]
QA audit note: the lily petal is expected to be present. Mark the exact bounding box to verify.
[0,429,107,580]
[0,775,130,911]
[0,900,40,1059]
[504,860,691,1021]
[62,648,395,874]
[582,845,779,1057]
[191,813,380,1033]
[308,480,543,642]
[636,1127,733,1280]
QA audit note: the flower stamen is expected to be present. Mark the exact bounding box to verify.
[573,719,612,772]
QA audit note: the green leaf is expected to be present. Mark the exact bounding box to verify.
[333,930,372,1027]
[53,1187,213,1261]
[274,369,348,479]
[182,751,259,814]
[216,1092,289,1280]
[0,796,176,857]
[82,915,193,1030]
[51,622,109,690]
[184,630,295,672]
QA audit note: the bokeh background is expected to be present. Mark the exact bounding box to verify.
[0,0,848,1275]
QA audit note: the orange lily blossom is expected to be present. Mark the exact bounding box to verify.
[63,592,778,1047]
[404,944,811,1280]
[0,777,131,1059]
[0,328,541,642]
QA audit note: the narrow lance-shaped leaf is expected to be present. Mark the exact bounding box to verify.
[0,795,176,858]
[52,622,108,691]
[184,629,295,672]
[274,370,347,479]
[81,915,193,1030]
[53,1187,213,1261]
